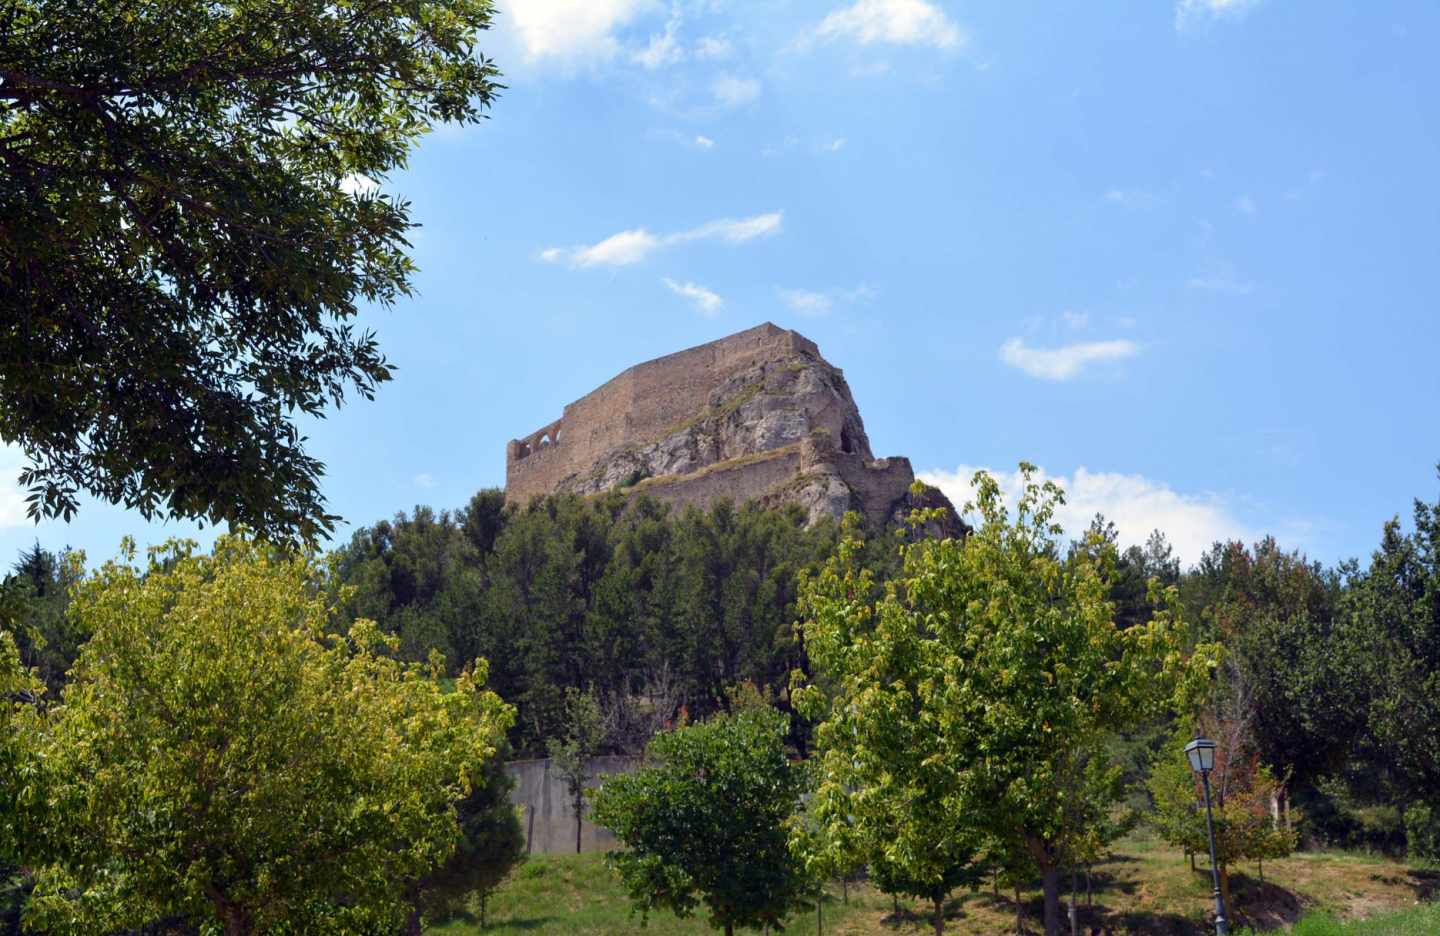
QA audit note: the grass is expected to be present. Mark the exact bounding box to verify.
[428,832,1439,935]
[1236,903,1440,935]
[427,851,864,935]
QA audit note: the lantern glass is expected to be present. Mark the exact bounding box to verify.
[1184,737,1216,774]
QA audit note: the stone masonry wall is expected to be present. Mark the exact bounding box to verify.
[625,445,805,515]
[506,323,819,504]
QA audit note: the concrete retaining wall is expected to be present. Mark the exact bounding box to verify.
[504,755,641,855]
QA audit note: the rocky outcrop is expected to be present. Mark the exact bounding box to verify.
[506,323,962,536]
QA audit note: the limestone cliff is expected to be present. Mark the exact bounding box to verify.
[506,323,962,535]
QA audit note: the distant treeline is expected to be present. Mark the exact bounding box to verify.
[10,477,1439,859]
[326,491,898,756]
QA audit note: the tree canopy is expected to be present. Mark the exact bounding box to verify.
[18,535,513,935]
[591,707,809,936]
[795,469,1216,936]
[0,0,501,543]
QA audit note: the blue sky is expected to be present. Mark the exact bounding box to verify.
[4,0,1438,567]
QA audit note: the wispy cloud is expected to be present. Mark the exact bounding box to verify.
[413,473,436,489]
[778,284,874,318]
[1176,0,1262,31]
[712,74,761,108]
[694,135,715,149]
[633,14,684,70]
[1187,268,1255,295]
[918,463,1257,563]
[779,289,834,317]
[1062,310,1090,330]
[811,0,965,49]
[664,278,724,316]
[541,212,783,268]
[695,36,733,60]
[1234,194,1258,216]
[1104,187,1157,209]
[999,337,1140,381]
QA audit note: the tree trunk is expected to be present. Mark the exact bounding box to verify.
[725,923,734,936]
[1041,864,1063,936]
[1189,850,1196,871]
[1219,863,1233,922]
[575,794,583,854]
[1069,868,1078,936]
[842,873,848,904]
[1014,884,1023,934]
[933,894,945,936]
[480,890,488,928]
[994,868,1000,897]
[220,904,251,936]
[1085,865,1093,908]
[405,905,423,936]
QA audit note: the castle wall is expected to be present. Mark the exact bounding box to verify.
[626,446,805,514]
[506,323,819,504]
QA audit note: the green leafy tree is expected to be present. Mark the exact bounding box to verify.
[1148,725,1298,917]
[548,687,606,854]
[6,544,84,696]
[0,0,502,543]
[795,468,1214,936]
[591,707,808,936]
[19,535,513,935]
[406,752,526,934]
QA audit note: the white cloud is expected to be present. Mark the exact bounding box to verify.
[339,173,378,196]
[510,0,654,64]
[821,137,847,153]
[813,0,964,50]
[1062,310,1090,330]
[779,289,834,317]
[633,14,684,69]
[571,228,663,267]
[694,135,715,149]
[712,74,761,108]
[998,337,1140,381]
[413,473,436,489]
[695,35,733,60]
[663,278,724,316]
[1176,0,1262,30]
[541,212,782,268]
[0,447,32,530]
[672,211,783,244]
[918,463,1255,564]
[1235,194,1257,216]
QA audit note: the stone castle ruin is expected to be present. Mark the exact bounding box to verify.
[505,323,960,533]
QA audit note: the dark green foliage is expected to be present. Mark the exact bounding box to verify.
[412,752,526,927]
[0,0,501,544]
[328,490,857,754]
[5,543,82,697]
[589,708,808,935]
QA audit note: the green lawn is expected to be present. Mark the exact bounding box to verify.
[1237,903,1440,935]
[428,834,1439,935]
[427,851,863,935]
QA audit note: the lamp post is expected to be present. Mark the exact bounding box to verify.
[1185,737,1229,936]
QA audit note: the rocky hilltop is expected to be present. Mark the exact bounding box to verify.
[505,323,961,534]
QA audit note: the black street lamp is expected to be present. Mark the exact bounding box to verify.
[1184,737,1229,935]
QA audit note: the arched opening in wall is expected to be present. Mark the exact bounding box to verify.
[516,442,532,460]
[840,426,856,455]
[538,433,551,447]
[552,427,562,443]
